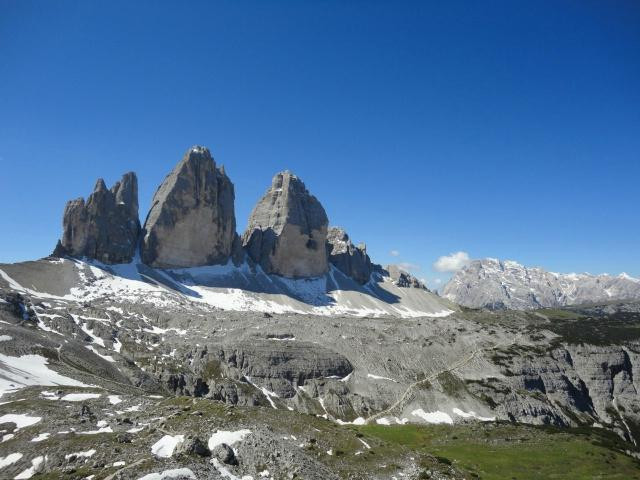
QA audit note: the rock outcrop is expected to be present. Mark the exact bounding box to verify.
[242,171,329,278]
[442,258,640,310]
[385,265,428,289]
[141,146,237,268]
[326,227,372,284]
[53,172,140,264]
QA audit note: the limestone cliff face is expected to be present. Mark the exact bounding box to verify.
[242,171,328,278]
[141,146,237,268]
[326,227,372,284]
[53,172,140,264]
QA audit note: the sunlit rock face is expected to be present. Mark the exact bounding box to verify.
[243,171,328,278]
[141,146,237,268]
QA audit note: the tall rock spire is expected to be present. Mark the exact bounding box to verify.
[242,171,329,278]
[141,146,237,268]
[53,172,140,264]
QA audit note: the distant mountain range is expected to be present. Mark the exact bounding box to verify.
[442,258,640,310]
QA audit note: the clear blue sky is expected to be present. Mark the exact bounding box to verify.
[1,0,639,287]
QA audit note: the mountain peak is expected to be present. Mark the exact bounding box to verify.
[443,257,640,309]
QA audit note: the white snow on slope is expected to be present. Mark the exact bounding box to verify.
[0,413,41,430]
[411,409,454,424]
[65,449,96,459]
[79,426,113,435]
[151,435,184,458]
[0,353,90,398]
[0,452,23,469]
[60,393,101,402]
[367,373,397,382]
[15,455,46,479]
[85,345,115,363]
[211,458,254,480]
[208,429,251,451]
[2,259,454,319]
[245,376,279,409]
[452,408,495,422]
[137,468,196,480]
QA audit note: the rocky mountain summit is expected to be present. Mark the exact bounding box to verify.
[243,171,329,278]
[141,146,238,268]
[53,172,140,264]
[443,258,640,310]
[47,145,451,318]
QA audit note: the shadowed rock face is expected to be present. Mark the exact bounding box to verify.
[141,146,237,268]
[53,172,140,264]
[242,171,329,278]
[326,227,372,284]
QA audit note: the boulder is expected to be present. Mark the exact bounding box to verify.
[53,172,140,264]
[141,146,237,268]
[175,435,210,457]
[242,171,328,278]
[326,227,372,284]
[212,443,237,465]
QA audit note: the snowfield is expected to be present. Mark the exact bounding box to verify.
[0,353,91,398]
[0,258,455,319]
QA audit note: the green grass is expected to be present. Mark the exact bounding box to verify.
[358,423,640,480]
[9,394,639,480]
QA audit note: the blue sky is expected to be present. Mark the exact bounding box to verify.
[1,1,639,287]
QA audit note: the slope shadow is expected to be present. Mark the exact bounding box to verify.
[61,256,406,308]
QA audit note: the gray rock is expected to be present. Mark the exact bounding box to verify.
[326,227,372,284]
[175,435,210,457]
[53,172,140,264]
[141,146,236,268]
[442,258,640,310]
[242,171,328,278]
[385,264,428,289]
[212,442,237,465]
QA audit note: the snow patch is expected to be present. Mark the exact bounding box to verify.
[0,413,41,430]
[367,373,397,382]
[137,468,196,480]
[0,452,23,469]
[208,429,251,451]
[60,393,101,402]
[30,433,50,442]
[411,409,453,424]
[0,353,91,398]
[151,435,184,458]
[452,408,495,422]
[15,455,46,479]
[65,449,96,459]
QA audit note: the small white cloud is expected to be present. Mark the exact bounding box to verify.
[433,251,471,273]
[398,262,420,272]
[434,278,442,284]
[390,250,400,257]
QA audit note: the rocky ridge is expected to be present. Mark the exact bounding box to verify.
[442,258,640,310]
